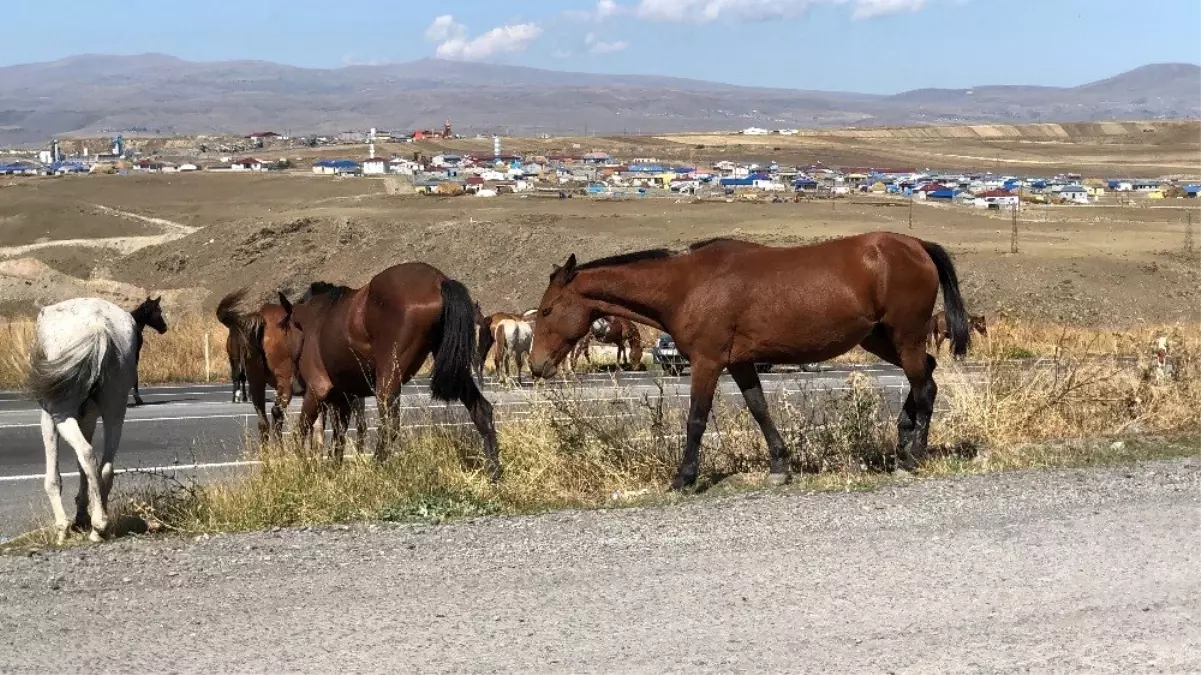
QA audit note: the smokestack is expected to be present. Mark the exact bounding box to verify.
[369,142,376,159]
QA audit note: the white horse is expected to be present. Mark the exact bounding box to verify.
[492,317,535,382]
[27,297,166,543]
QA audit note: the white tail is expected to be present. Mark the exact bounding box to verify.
[27,318,117,404]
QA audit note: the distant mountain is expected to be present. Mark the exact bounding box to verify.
[0,54,1196,145]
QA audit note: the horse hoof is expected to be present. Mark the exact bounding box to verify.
[767,472,791,487]
[87,530,103,543]
[669,475,697,492]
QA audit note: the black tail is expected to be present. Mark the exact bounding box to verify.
[921,241,970,358]
[430,279,478,402]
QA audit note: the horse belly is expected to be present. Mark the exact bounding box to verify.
[728,287,877,364]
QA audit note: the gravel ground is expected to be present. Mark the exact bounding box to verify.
[1,457,1199,674]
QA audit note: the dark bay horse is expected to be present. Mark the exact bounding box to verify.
[278,263,499,480]
[129,297,167,406]
[528,232,970,490]
[216,289,363,442]
[570,315,644,371]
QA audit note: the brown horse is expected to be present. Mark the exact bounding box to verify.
[929,310,988,355]
[216,289,365,442]
[570,315,644,371]
[528,232,970,490]
[278,263,499,480]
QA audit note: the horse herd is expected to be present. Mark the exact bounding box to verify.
[27,231,982,544]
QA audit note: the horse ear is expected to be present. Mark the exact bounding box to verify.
[278,292,293,315]
[153,296,161,303]
[562,254,578,282]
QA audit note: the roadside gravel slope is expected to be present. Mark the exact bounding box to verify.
[2,457,1198,674]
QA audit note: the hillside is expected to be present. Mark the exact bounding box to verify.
[0,55,1197,146]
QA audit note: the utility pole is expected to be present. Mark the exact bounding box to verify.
[1186,209,1196,255]
[908,193,914,229]
[1010,184,1022,254]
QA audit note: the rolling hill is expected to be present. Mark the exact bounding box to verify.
[0,54,1196,146]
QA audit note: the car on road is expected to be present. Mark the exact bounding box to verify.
[652,333,786,375]
[651,333,690,375]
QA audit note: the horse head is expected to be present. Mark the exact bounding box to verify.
[529,254,596,378]
[132,296,167,334]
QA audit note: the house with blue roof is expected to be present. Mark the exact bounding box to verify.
[312,159,360,175]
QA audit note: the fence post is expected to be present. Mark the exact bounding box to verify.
[203,331,211,383]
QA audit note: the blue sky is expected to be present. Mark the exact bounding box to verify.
[3,0,1198,93]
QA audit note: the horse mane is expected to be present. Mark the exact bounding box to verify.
[575,248,673,272]
[301,281,348,303]
[576,239,751,273]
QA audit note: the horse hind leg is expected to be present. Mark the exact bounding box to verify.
[55,415,108,541]
[458,377,501,483]
[40,411,69,543]
[71,403,101,533]
[860,324,938,472]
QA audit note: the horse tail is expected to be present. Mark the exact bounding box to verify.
[26,317,120,405]
[216,288,266,372]
[921,241,970,358]
[430,278,478,402]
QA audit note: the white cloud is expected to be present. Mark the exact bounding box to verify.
[585,32,629,54]
[425,15,543,61]
[850,0,928,19]
[596,0,622,19]
[566,0,626,21]
[425,15,466,42]
[630,0,947,22]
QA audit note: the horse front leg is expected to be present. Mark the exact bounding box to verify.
[671,360,720,491]
[729,362,790,486]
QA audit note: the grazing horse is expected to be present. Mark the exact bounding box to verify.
[570,315,644,371]
[929,310,988,356]
[278,263,500,480]
[129,296,167,406]
[28,297,165,542]
[216,288,365,443]
[528,232,970,490]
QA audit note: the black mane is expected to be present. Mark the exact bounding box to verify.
[301,281,347,303]
[575,248,674,272]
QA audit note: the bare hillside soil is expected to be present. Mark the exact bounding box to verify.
[0,125,1197,326]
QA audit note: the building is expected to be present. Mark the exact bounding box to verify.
[973,188,1019,209]
[1058,185,1091,204]
[312,159,360,175]
[741,127,770,135]
[230,157,267,172]
[362,157,389,175]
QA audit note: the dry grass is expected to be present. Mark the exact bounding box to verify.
[62,333,1194,540]
[0,315,229,390]
[2,317,1196,550]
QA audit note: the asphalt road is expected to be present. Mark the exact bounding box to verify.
[0,365,919,537]
[1,456,1196,673]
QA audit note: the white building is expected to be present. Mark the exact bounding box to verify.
[741,127,770,135]
[362,157,388,175]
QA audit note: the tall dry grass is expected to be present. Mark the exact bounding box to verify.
[104,333,1199,537]
[0,315,229,390]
